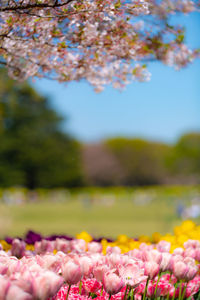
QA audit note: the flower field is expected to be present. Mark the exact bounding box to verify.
[1,220,200,299]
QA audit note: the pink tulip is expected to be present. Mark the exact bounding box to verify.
[41,254,61,273]
[147,281,172,298]
[172,261,189,280]
[62,260,82,285]
[184,248,196,259]
[128,249,142,260]
[93,264,109,282]
[160,253,172,272]
[106,246,121,255]
[11,239,26,258]
[173,248,184,256]
[87,242,102,253]
[156,241,171,253]
[33,271,64,300]
[6,257,21,275]
[184,239,200,249]
[71,240,86,253]
[55,239,71,253]
[119,263,147,288]
[184,263,198,281]
[142,250,162,264]
[34,240,55,254]
[78,255,93,277]
[0,276,10,299]
[195,249,200,262]
[103,270,124,295]
[6,284,33,300]
[81,278,102,295]
[0,262,8,275]
[144,261,159,279]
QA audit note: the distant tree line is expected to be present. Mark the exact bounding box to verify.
[0,69,200,188]
[82,134,200,186]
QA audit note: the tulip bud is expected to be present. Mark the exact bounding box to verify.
[62,260,82,285]
[103,270,124,295]
[144,261,159,279]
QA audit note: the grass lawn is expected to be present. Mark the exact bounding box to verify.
[0,185,200,239]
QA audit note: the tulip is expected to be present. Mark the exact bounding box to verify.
[6,284,33,300]
[78,255,93,277]
[33,270,64,300]
[0,275,10,299]
[103,270,124,297]
[93,264,109,282]
[144,261,159,280]
[119,262,147,288]
[142,249,162,264]
[62,260,82,285]
[156,241,171,253]
[160,253,172,272]
[172,261,189,280]
[11,239,26,258]
[55,239,71,253]
[87,242,102,253]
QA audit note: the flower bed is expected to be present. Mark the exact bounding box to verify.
[1,220,200,299]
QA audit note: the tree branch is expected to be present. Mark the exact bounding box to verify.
[0,0,75,12]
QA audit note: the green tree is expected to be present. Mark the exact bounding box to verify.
[0,69,83,188]
[169,133,200,180]
[105,138,170,186]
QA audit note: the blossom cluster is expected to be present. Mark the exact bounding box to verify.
[1,220,200,299]
[0,0,199,91]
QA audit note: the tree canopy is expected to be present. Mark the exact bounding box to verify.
[0,0,199,91]
[0,69,83,188]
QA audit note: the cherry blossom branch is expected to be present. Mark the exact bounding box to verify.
[0,0,75,12]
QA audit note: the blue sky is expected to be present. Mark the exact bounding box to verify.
[33,12,200,144]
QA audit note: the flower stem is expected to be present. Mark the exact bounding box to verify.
[154,273,161,297]
[179,280,183,300]
[79,281,82,295]
[130,288,135,300]
[109,294,112,300]
[101,285,103,296]
[181,283,187,300]
[66,284,71,300]
[166,273,172,300]
[142,278,149,300]
[123,285,129,300]
[172,282,178,300]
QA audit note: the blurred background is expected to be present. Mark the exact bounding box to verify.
[0,12,200,240]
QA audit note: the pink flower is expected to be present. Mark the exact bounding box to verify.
[33,271,64,300]
[0,262,8,275]
[11,239,26,258]
[78,255,93,277]
[106,246,121,255]
[144,261,159,279]
[103,270,124,296]
[147,281,172,298]
[93,264,109,282]
[62,260,82,285]
[160,253,172,272]
[119,263,147,288]
[172,261,189,280]
[34,240,55,254]
[81,278,102,295]
[156,241,171,253]
[71,240,86,253]
[88,242,102,254]
[142,250,162,264]
[55,239,71,253]
[6,284,33,300]
[128,249,142,260]
[173,248,184,256]
[0,275,10,298]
